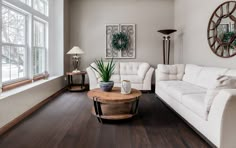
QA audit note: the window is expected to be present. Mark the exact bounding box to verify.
[0,0,49,89]
[1,5,27,83]
[33,19,47,75]
[18,0,49,16]
[19,0,31,6]
[2,6,26,45]
[33,0,48,16]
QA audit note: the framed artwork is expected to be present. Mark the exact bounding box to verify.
[105,24,136,59]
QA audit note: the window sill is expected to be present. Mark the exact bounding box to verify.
[0,75,63,100]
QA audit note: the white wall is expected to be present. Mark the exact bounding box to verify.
[0,77,65,128]
[69,0,175,73]
[49,0,64,76]
[174,0,236,68]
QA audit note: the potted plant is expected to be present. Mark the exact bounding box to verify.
[90,58,115,92]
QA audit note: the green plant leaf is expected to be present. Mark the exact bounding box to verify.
[90,58,115,82]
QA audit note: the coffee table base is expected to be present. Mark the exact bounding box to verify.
[92,97,140,123]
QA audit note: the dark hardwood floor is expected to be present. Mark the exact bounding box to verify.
[0,91,212,148]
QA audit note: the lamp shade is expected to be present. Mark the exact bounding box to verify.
[67,46,84,55]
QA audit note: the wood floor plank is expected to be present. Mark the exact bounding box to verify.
[114,124,132,148]
[0,92,212,148]
[70,115,101,148]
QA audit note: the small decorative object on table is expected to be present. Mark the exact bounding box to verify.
[121,80,131,94]
[90,58,115,92]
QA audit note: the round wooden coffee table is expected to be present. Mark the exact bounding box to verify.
[87,87,142,123]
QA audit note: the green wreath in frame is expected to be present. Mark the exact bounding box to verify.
[111,32,129,51]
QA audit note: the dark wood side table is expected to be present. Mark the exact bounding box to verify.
[66,71,87,92]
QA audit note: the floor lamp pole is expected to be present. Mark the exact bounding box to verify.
[163,36,171,64]
[163,36,166,64]
[158,29,177,65]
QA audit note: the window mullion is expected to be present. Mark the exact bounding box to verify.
[28,13,33,80]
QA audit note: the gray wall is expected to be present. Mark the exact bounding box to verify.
[174,0,236,68]
[69,0,175,74]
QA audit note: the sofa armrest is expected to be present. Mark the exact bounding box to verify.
[143,67,154,90]
[86,67,98,90]
[138,63,150,79]
[208,89,236,148]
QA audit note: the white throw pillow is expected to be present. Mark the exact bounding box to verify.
[158,64,177,74]
[182,64,203,84]
[157,64,177,81]
[157,64,185,81]
[205,75,236,114]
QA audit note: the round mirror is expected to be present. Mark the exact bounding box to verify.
[208,1,236,58]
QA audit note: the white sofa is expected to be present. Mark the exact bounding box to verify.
[87,62,154,90]
[155,64,236,148]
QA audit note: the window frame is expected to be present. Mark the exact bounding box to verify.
[32,0,48,16]
[32,17,48,77]
[1,3,29,85]
[19,0,31,6]
[0,0,49,90]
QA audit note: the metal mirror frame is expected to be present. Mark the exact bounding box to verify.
[207,1,236,58]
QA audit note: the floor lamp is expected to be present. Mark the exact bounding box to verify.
[158,29,177,64]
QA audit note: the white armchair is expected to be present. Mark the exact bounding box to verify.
[86,62,154,90]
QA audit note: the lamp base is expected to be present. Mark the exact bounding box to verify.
[72,69,81,73]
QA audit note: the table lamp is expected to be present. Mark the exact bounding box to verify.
[67,46,84,72]
[157,29,177,64]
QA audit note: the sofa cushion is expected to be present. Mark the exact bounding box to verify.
[137,63,150,79]
[157,81,182,90]
[158,64,177,74]
[121,75,143,83]
[157,81,206,102]
[110,75,120,83]
[182,93,207,119]
[120,62,140,75]
[157,64,185,81]
[90,62,100,78]
[183,64,203,84]
[113,62,120,75]
[196,67,228,89]
[97,75,120,83]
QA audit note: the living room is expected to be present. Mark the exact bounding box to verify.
[0,0,235,148]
